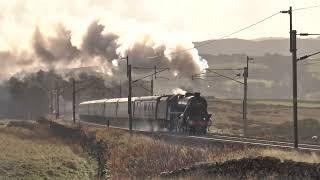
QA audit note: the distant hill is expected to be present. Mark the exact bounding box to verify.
[195,38,320,56]
[191,37,320,99]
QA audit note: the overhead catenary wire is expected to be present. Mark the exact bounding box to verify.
[145,4,320,61]
[135,83,152,93]
[196,70,244,84]
[193,75,222,78]
[192,78,217,82]
[298,50,320,65]
[66,5,320,76]
[298,50,320,61]
[132,68,169,83]
[206,68,243,71]
[132,66,169,70]
[301,61,320,66]
[146,11,281,60]
[293,4,320,11]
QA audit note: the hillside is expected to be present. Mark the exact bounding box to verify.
[172,37,320,99]
[195,37,320,56]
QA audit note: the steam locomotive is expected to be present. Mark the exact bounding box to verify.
[79,92,212,134]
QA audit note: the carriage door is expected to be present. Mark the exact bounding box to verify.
[167,105,172,121]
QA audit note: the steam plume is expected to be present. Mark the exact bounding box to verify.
[0,21,208,81]
[172,88,187,95]
[33,25,80,64]
[82,21,119,61]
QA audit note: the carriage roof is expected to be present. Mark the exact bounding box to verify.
[80,95,172,105]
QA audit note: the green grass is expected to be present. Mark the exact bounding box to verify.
[0,122,97,179]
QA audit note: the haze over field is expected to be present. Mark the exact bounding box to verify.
[1,2,320,179]
[0,0,319,100]
[1,0,319,47]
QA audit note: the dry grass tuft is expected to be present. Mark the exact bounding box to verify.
[93,129,210,178]
[78,127,320,179]
[257,148,320,163]
[113,129,320,178]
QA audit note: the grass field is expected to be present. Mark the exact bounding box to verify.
[207,99,320,142]
[220,99,320,108]
[0,120,97,179]
[1,119,319,179]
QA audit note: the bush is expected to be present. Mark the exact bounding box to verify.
[7,120,36,130]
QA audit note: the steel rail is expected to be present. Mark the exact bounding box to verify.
[206,133,320,148]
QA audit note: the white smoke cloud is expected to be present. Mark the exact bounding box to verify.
[172,88,187,95]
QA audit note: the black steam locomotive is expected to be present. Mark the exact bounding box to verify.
[79,92,212,134]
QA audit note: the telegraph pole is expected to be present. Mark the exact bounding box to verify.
[126,55,129,77]
[72,78,76,123]
[281,6,298,148]
[204,65,251,136]
[120,55,132,132]
[55,81,60,119]
[131,66,169,97]
[243,66,248,136]
[151,77,154,96]
[128,64,133,132]
[50,90,53,115]
[292,30,298,149]
[153,66,156,96]
[119,80,122,98]
[246,56,250,73]
[243,56,253,136]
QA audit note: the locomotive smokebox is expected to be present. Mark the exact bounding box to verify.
[194,92,200,97]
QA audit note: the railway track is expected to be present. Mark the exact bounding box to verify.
[77,120,320,152]
[206,133,320,151]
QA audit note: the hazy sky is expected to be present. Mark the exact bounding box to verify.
[1,0,319,50]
